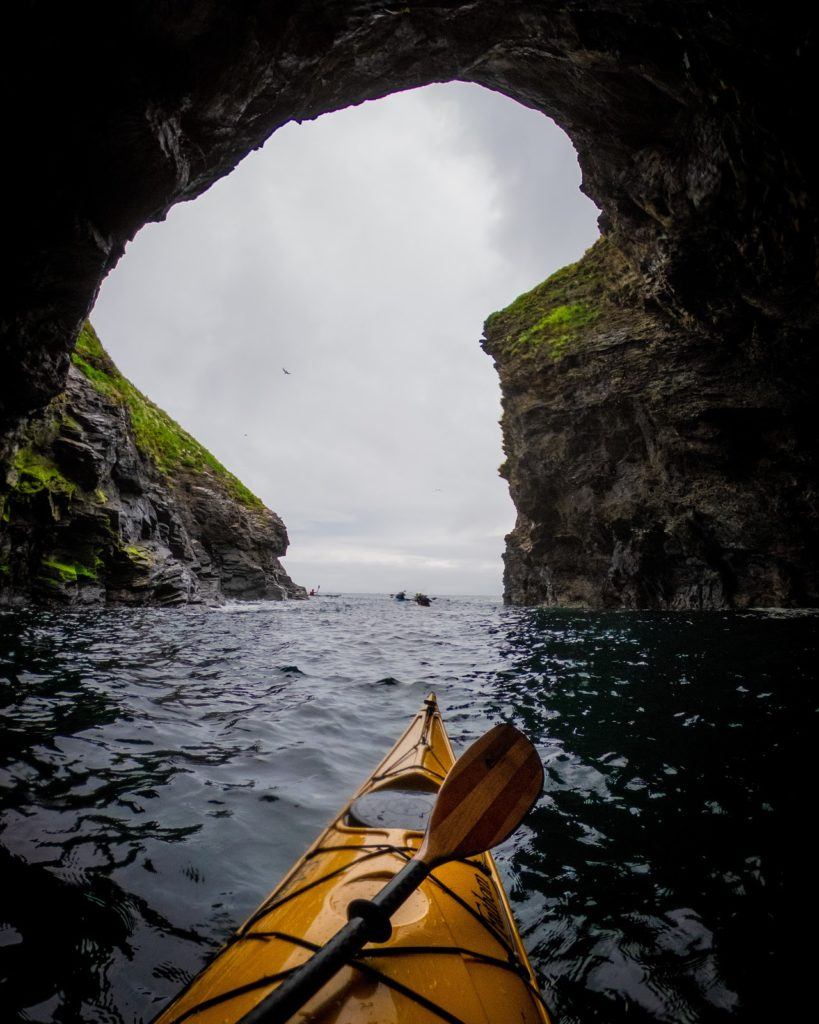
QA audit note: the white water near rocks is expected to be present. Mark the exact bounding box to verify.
[0,596,816,1023]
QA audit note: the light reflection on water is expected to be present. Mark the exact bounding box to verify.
[0,597,816,1023]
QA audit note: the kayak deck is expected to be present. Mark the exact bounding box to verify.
[152,694,551,1023]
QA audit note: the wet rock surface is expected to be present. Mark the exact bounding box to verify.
[484,241,819,609]
[0,339,305,607]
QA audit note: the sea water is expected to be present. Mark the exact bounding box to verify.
[0,596,816,1023]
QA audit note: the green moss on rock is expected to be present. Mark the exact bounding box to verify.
[12,448,76,497]
[62,413,83,434]
[484,238,625,361]
[40,555,99,583]
[123,544,153,566]
[513,302,598,357]
[72,323,263,510]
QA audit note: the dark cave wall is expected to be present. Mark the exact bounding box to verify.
[2,2,818,606]
[4,3,817,422]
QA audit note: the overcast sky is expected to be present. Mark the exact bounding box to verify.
[91,82,599,595]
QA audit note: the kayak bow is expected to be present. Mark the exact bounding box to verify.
[152,694,551,1024]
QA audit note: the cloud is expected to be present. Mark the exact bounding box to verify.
[91,82,599,595]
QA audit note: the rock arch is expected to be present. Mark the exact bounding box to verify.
[4,3,816,420]
[2,3,818,607]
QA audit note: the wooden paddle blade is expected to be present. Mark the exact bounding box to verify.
[419,723,543,865]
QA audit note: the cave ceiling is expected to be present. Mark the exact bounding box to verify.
[3,3,817,425]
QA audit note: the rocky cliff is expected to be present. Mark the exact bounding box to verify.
[0,325,305,606]
[483,240,819,609]
[2,5,818,609]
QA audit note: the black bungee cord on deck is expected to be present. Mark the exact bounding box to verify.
[151,713,546,1024]
[157,834,546,1024]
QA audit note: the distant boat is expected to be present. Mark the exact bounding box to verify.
[392,590,407,601]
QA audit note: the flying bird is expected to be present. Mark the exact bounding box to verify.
[282,367,291,375]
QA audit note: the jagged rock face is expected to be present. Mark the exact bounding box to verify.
[484,241,819,609]
[2,4,818,607]
[3,4,817,425]
[0,333,305,607]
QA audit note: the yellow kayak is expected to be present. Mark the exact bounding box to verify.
[152,694,551,1023]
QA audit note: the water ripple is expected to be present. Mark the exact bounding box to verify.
[1,599,816,1022]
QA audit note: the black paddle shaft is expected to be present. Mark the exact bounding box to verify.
[237,858,429,1023]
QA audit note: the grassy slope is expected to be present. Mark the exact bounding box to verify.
[2,324,267,587]
[483,237,632,363]
[72,323,263,509]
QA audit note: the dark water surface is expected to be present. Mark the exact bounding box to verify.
[0,596,816,1023]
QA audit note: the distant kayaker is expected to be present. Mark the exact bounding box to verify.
[393,590,407,601]
[414,593,431,606]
